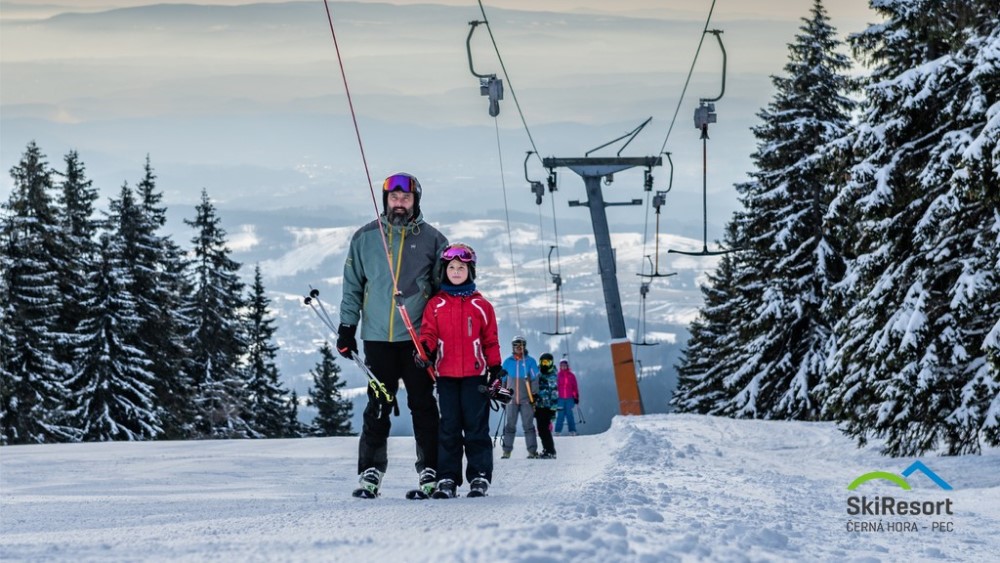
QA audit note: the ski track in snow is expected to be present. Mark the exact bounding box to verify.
[2,414,999,562]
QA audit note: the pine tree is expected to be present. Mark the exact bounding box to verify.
[0,142,75,444]
[66,233,161,441]
[307,343,354,436]
[687,0,855,420]
[244,265,290,438]
[671,224,749,415]
[184,189,251,439]
[53,150,100,365]
[131,158,196,439]
[821,0,1000,455]
[286,390,303,438]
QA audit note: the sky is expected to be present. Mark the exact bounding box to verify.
[0,0,881,218]
[3,413,998,561]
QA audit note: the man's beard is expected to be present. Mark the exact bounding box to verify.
[388,207,412,225]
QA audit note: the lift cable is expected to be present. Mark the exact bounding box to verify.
[475,0,544,164]
[657,0,720,156]
[495,119,523,329]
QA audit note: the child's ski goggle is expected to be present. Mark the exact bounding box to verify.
[540,359,554,366]
[383,174,421,194]
[441,244,476,263]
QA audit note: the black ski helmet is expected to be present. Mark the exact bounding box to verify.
[539,352,555,372]
[440,242,477,284]
[382,172,422,220]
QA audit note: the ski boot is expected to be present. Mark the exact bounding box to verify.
[432,478,457,499]
[501,451,511,459]
[467,477,490,498]
[352,467,382,499]
[406,468,437,500]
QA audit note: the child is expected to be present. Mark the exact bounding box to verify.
[555,358,580,436]
[534,353,559,459]
[416,243,503,498]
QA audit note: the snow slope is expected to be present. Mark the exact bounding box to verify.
[2,415,998,562]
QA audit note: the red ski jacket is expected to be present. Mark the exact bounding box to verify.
[419,291,501,378]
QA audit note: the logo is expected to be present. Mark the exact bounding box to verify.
[848,460,953,491]
[844,461,956,533]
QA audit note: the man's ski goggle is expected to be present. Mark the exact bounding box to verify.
[441,244,476,263]
[383,174,421,194]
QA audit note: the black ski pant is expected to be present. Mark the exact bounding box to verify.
[534,407,556,455]
[357,340,439,477]
[436,375,492,487]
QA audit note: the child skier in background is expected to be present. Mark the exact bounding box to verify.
[534,353,559,459]
[416,243,505,499]
[555,358,580,436]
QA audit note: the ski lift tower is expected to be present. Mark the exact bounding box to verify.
[542,151,662,416]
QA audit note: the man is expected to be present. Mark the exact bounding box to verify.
[337,172,449,498]
[500,335,540,459]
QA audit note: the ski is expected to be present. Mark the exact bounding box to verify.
[405,489,430,500]
[352,488,378,499]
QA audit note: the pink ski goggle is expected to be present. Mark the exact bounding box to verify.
[441,244,476,263]
[383,174,420,194]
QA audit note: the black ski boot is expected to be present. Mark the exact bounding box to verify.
[431,478,457,499]
[467,477,490,498]
[352,467,382,499]
[406,468,437,500]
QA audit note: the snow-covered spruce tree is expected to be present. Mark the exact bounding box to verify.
[671,223,751,415]
[244,264,291,438]
[0,142,75,444]
[66,233,162,441]
[696,0,856,420]
[53,151,100,369]
[131,158,197,439]
[184,189,252,439]
[307,342,354,436]
[821,0,1000,455]
[286,390,304,438]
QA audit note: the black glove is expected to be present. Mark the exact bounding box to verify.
[336,324,357,359]
[574,397,579,405]
[414,344,436,369]
[487,365,506,386]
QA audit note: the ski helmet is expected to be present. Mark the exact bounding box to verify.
[511,335,527,353]
[539,353,555,372]
[382,172,422,220]
[440,242,477,283]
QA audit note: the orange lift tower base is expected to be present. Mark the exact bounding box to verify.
[542,156,661,416]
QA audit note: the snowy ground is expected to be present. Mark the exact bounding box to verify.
[2,414,998,562]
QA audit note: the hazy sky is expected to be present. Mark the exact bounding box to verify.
[1,0,881,223]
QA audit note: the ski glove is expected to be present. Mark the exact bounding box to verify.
[413,344,436,369]
[486,365,506,386]
[336,324,358,359]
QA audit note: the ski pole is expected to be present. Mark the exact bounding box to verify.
[576,403,586,424]
[492,405,507,447]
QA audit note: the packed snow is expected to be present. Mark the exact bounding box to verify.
[3,414,998,561]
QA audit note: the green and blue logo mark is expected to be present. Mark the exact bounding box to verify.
[848,461,953,491]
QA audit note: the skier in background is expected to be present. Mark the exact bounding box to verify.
[500,335,540,458]
[555,358,580,436]
[534,353,559,459]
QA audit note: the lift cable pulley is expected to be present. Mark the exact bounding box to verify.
[466,20,504,117]
[639,152,677,278]
[633,279,659,347]
[541,246,572,336]
[669,29,737,257]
